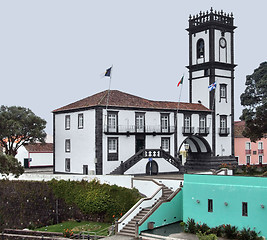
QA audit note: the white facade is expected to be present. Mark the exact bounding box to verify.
[16,144,53,168]
[53,94,213,175]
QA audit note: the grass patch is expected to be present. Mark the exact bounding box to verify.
[35,221,111,236]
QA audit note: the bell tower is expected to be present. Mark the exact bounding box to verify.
[187,8,237,157]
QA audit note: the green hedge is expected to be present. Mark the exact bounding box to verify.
[0,179,141,230]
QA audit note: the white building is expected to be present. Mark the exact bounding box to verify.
[53,8,237,175]
[16,143,53,168]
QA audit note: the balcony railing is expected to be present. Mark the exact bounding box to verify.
[245,149,251,155]
[219,127,230,136]
[104,125,175,134]
[182,127,194,135]
[197,127,210,135]
[258,149,264,154]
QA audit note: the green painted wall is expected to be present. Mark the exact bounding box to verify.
[183,174,267,237]
[139,190,183,233]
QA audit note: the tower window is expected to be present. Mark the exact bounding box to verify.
[197,39,205,59]
[220,84,227,101]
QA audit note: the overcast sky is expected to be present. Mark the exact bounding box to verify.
[0,0,266,135]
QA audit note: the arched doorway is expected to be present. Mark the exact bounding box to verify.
[178,135,212,165]
[146,160,158,175]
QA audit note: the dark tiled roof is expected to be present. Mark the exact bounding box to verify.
[53,90,211,113]
[234,121,245,138]
[24,143,53,153]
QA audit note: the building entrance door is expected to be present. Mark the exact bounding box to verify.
[136,135,145,153]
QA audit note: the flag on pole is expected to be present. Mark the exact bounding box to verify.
[104,66,112,77]
[177,75,184,87]
[208,82,216,91]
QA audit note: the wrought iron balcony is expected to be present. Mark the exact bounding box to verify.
[218,127,230,136]
[197,127,210,135]
[258,149,264,154]
[104,125,175,135]
[245,149,251,155]
[182,127,194,135]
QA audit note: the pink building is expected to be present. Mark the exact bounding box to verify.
[235,121,266,165]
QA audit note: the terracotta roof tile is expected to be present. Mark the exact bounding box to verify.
[234,121,245,138]
[24,143,53,153]
[53,90,211,113]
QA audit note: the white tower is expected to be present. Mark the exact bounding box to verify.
[187,8,236,157]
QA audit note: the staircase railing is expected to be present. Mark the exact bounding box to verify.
[110,149,182,175]
[116,180,163,232]
[136,187,182,237]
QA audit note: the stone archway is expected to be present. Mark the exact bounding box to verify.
[178,135,212,166]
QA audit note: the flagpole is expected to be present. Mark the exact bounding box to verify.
[175,74,184,125]
[106,65,113,110]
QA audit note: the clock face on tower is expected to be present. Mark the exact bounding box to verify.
[219,37,226,48]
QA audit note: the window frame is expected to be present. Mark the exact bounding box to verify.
[208,199,213,213]
[65,139,71,153]
[197,39,205,59]
[65,158,70,172]
[65,115,70,130]
[108,137,119,161]
[184,114,192,134]
[242,202,248,217]
[107,111,118,133]
[161,113,169,133]
[219,115,228,136]
[78,113,84,129]
[135,112,145,133]
[246,155,251,165]
[259,155,263,165]
[161,137,170,153]
[219,84,227,102]
[199,115,207,134]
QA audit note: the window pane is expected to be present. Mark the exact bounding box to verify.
[161,138,169,152]
[78,114,83,129]
[65,115,70,130]
[136,114,144,132]
[208,199,213,212]
[108,139,117,153]
[65,158,70,172]
[108,113,117,132]
[161,115,169,132]
[65,139,70,152]
[242,202,248,216]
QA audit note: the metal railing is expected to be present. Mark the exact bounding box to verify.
[104,125,175,134]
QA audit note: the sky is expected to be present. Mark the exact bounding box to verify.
[0,0,266,135]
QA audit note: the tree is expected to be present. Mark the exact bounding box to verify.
[0,106,47,156]
[0,153,24,177]
[240,62,267,142]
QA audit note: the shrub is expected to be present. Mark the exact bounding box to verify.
[196,223,210,234]
[223,224,238,239]
[196,232,217,240]
[237,227,263,240]
[184,218,197,234]
[210,225,224,237]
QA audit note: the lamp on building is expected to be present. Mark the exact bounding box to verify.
[184,143,190,162]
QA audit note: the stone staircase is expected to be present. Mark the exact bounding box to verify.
[110,149,182,175]
[117,185,174,237]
